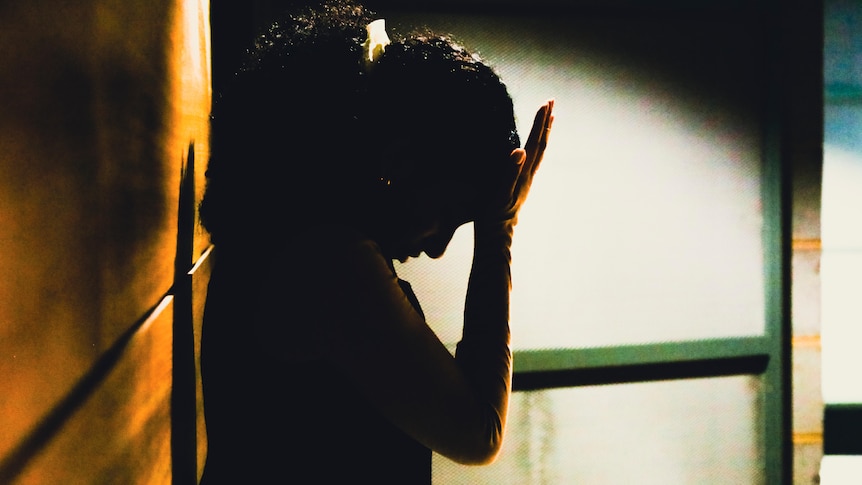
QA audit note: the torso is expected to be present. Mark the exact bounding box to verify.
[199,237,431,484]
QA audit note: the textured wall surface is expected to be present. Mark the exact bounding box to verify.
[0,0,211,483]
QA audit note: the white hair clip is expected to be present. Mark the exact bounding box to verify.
[363,19,390,63]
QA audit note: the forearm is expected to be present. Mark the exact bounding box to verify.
[454,220,515,460]
[462,220,514,344]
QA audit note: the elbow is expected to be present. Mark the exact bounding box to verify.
[457,442,503,466]
[446,416,506,466]
[452,436,503,466]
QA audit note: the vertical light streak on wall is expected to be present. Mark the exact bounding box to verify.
[168,0,211,481]
[169,0,213,259]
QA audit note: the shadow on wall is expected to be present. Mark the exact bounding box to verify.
[0,1,211,483]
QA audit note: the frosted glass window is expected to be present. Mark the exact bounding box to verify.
[391,14,766,350]
[821,145,862,404]
[433,375,763,485]
[820,456,862,485]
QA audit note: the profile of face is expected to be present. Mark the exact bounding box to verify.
[357,41,517,262]
[374,176,478,263]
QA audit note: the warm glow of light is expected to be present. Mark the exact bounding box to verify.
[170,0,213,257]
[170,1,212,478]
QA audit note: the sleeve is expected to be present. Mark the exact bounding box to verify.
[265,224,513,465]
[456,220,514,457]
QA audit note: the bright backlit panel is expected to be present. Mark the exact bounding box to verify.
[821,145,862,404]
[391,12,767,350]
[433,375,763,485]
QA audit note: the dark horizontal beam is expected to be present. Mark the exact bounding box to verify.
[513,354,769,391]
[824,404,862,455]
[514,336,770,372]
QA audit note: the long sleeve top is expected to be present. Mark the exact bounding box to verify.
[199,222,513,484]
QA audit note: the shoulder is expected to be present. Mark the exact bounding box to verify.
[290,224,389,277]
[306,224,382,255]
[264,223,391,304]
[254,224,396,359]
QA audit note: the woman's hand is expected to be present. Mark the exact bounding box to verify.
[510,99,554,224]
[481,99,554,226]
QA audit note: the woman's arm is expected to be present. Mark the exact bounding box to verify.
[305,231,507,464]
[268,100,554,465]
[454,99,555,462]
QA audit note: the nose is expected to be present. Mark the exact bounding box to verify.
[423,225,459,259]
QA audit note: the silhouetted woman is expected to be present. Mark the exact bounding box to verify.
[199,1,553,483]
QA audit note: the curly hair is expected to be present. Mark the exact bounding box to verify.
[200,0,519,247]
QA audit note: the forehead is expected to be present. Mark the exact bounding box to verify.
[379,134,507,211]
[411,176,488,226]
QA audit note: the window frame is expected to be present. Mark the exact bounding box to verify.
[208,1,809,483]
[363,0,795,482]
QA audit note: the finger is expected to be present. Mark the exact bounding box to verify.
[523,101,554,173]
[535,111,554,167]
[524,101,554,177]
[537,100,554,151]
[510,147,527,166]
[523,101,552,158]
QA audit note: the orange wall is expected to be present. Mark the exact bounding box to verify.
[0,0,211,483]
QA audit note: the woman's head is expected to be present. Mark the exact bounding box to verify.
[201,0,519,256]
[364,35,519,188]
[357,32,522,260]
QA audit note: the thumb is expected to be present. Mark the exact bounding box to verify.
[504,148,527,194]
[510,148,526,166]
